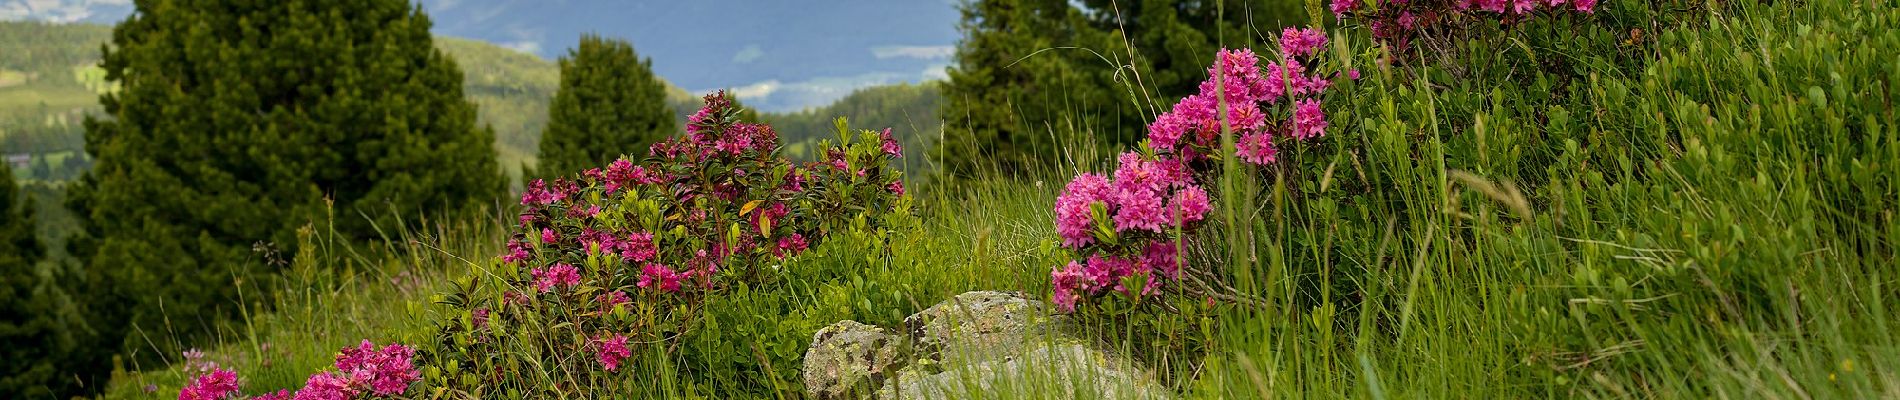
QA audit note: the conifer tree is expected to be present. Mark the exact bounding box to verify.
[0,163,74,398]
[65,0,504,374]
[537,35,676,176]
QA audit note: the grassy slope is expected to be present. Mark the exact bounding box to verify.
[98,0,1900,398]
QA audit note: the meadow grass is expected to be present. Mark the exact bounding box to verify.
[98,0,1899,398]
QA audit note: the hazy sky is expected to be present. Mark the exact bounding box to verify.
[0,0,964,111]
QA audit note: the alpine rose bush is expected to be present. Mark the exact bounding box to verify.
[1056,28,1344,312]
[425,91,908,395]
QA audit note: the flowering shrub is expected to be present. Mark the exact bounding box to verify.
[1054,27,1346,312]
[427,91,908,395]
[1331,0,1598,51]
[175,341,418,400]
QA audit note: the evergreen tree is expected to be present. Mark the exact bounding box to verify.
[65,0,504,377]
[0,163,80,398]
[938,0,1303,176]
[537,34,676,177]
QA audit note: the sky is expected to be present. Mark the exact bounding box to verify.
[0,0,964,112]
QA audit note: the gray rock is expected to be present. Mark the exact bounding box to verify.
[876,342,1171,400]
[803,320,910,400]
[802,291,1170,400]
[903,291,1069,368]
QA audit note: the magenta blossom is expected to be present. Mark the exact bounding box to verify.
[1292,99,1328,140]
[334,341,420,397]
[1280,27,1328,57]
[178,367,239,400]
[595,334,633,371]
[531,264,582,293]
[1237,132,1279,165]
[293,372,354,400]
[638,263,683,292]
[1054,173,1113,248]
[620,232,657,262]
[880,128,903,157]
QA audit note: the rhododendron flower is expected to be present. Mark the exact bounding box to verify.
[1054,173,1112,248]
[1051,262,1087,312]
[294,372,353,400]
[1331,0,1358,17]
[599,290,631,312]
[1280,27,1328,57]
[776,233,809,257]
[1112,186,1168,233]
[638,263,683,292]
[540,228,558,245]
[1140,241,1181,294]
[1082,255,1136,294]
[594,334,632,371]
[1237,132,1279,165]
[887,180,905,196]
[472,308,490,329]
[531,264,582,292]
[620,232,657,262]
[880,128,903,157]
[179,367,239,400]
[335,341,420,397]
[1292,99,1329,140]
[502,239,531,264]
[1572,0,1596,12]
[1168,185,1212,224]
[253,390,292,400]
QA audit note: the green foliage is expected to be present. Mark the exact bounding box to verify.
[0,162,76,398]
[937,0,1304,176]
[535,35,679,179]
[62,0,504,389]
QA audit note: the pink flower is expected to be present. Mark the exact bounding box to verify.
[253,390,292,400]
[540,228,558,245]
[595,334,633,371]
[599,290,631,313]
[1331,0,1358,17]
[1280,27,1328,58]
[1512,0,1538,14]
[1168,185,1212,224]
[472,308,490,329]
[1082,255,1136,294]
[1348,69,1362,80]
[887,180,906,196]
[1139,242,1181,295]
[880,128,903,157]
[334,341,420,397]
[503,239,531,264]
[638,263,683,292]
[620,232,657,262]
[776,233,809,257]
[1237,132,1279,165]
[1292,99,1328,140]
[1051,262,1087,312]
[1112,187,1168,233]
[1572,0,1596,12]
[531,264,582,293]
[293,372,353,400]
[1054,173,1113,248]
[178,367,239,400]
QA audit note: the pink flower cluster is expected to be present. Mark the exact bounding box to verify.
[1058,33,1346,312]
[1333,0,1597,50]
[1147,32,1338,167]
[594,334,632,371]
[1051,242,1181,312]
[531,263,581,292]
[179,367,238,400]
[175,341,417,400]
[1050,153,1208,311]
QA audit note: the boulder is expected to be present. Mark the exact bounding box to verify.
[802,291,1171,400]
[802,320,910,399]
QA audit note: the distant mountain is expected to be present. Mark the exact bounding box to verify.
[1,0,963,112]
[1,21,943,183]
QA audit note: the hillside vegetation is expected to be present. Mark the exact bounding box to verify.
[8,0,1897,398]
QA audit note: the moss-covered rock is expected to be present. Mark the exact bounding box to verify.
[803,320,911,399]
